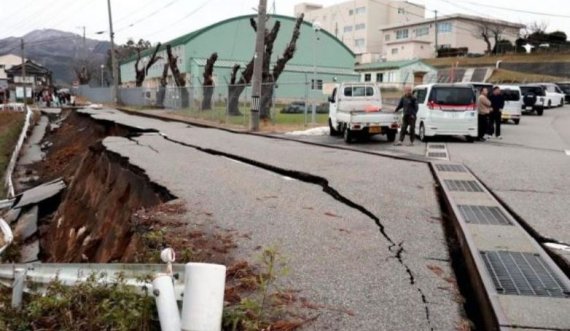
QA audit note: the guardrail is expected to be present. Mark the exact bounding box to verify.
[4,104,32,198]
[0,249,227,331]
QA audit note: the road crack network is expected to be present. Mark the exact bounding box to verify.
[157,133,434,330]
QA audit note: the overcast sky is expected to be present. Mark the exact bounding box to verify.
[0,0,568,44]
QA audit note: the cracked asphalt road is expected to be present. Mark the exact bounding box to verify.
[79,108,463,330]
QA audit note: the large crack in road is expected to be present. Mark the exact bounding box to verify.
[144,133,436,330]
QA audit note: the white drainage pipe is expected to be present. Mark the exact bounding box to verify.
[153,274,181,331]
[181,263,227,331]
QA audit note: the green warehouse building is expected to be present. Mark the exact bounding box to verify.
[119,14,358,102]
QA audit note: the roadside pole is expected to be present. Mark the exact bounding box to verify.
[20,39,27,105]
[107,0,119,104]
[249,0,267,132]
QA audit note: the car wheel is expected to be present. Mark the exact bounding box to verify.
[386,130,397,142]
[536,108,544,116]
[465,136,475,143]
[329,118,340,136]
[513,119,520,125]
[548,100,552,108]
[560,99,564,107]
[344,127,353,143]
[419,123,429,142]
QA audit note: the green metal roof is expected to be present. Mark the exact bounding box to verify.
[121,14,354,64]
[355,59,435,71]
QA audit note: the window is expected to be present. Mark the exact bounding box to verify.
[391,48,399,54]
[385,34,391,41]
[355,23,366,31]
[398,7,405,14]
[440,44,451,49]
[311,79,323,90]
[355,6,366,14]
[396,29,409,40]
[415,26,429,37]
[349,9,354,15]
[413,88,428,103]
[354,38,365,47]
[364,74,371,82]
[376,73,384,82]
[428,87,475,105]
[344,25,353,33]
[344,86,374,97]
[437,22,452,33]
[502,89,520,101]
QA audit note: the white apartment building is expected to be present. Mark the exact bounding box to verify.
[294,0,425,62]
[381,14,525,61]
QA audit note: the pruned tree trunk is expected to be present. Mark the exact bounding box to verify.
[156,63,169,107]
[166,44,188,108]
[201,52,218,110]
[259,14,304,119]
[228,64,242,116]
[75,66,90,85]
[135,43,162,87]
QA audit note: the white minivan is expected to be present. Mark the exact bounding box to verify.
[498,85,522,125]
[539,83,565,108]
[413,84,478,142]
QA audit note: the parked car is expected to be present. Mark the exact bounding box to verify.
[520,85,547,115]
[555,82,570,103]
[328,82,399,143]
[470,82,494,96]
[281,101,305,114]
[538,83,565,108]
[316,102,329,113]
[498,85,522,125]
[413,83,478,142]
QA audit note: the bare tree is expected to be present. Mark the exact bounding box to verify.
[227,14,304,119]
[201,52,218,110]
[156,63,169,107]
[134,43,162,87]
[166,44,189,107]
[474,22,506,54]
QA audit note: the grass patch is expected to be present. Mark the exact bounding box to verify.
[0,111,25,199]
[424,53,570,68]
[0,274,158,331]
[488,69,564,83]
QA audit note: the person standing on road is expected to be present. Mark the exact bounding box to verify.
[478,88,492,141]
[394,86,418,146]
[488,86,505,139]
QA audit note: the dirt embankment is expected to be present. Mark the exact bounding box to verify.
[34,110,174,262]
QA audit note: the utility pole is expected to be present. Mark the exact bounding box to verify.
[20,39,27,105]
[107,0,119,104]
[434,10,439,56]
[250,0,267,131]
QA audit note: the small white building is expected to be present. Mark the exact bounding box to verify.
[381,14,525,61]
[0,54,24,89]
[355,59,436,88]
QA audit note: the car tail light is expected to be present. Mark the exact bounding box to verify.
[428,100,435,110]
[391,122,400,129]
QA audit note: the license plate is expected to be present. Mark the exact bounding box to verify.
[502,114,511,119]
[369,126,382,134]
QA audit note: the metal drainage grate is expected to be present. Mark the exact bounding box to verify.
[458,205,512,225]
[480,251,569,298]
[429,144,446,149]
[444,180,483,192]
[428,152,448,158]
[435,164,467,172]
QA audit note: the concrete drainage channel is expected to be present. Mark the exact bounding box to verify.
[431,161,570,331]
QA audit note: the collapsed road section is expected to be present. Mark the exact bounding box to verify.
[2,107,467,330]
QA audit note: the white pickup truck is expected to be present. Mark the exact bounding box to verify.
[328,83,400,143]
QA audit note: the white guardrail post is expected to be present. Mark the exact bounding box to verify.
[4,104,32,198]
[11,268,26,308]
[181,263,227,331]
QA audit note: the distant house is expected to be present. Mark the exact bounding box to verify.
[0,54,23,89]
[355,59,436,88]
[381,14,525,61]
[6,60,52,100]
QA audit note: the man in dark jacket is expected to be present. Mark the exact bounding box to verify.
[394,86,418,146]
[488,86,505,139]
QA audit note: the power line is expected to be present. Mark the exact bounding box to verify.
[115,0,184,34]
[452,0,570,19]
[142,0,213,39]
